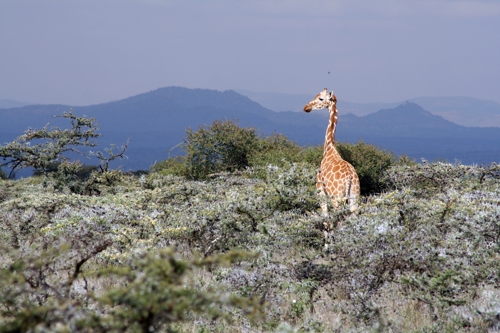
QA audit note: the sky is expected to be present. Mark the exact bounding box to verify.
[1,0,499,106]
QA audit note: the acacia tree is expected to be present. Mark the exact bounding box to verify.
[0,110,100,178]
[0,110,129,179]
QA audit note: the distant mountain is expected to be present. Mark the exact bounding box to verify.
[342,102,458,137]
[237,90,500,127]
[1,87,499,175]
[337,102,500,163]
[409,96,500,127]
[235,90,313,113]
[0,98,30,109]
[235,90,399,116]
[0,87,322,172]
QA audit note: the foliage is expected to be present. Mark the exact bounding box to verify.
[2,115,500,331]
[156,121,396,195]
[32,161,99,179]
[0,167,6,180]
[89,139,129,172]
[0,110,100,178]
[184,120,259,180]
[0,110,128,183]
[150,156,187,177]
[336,140,398,195]
[0,243,261,332]
[2,159,500,331]
[156,124,315,179]
[249,133,304,167]
[0,240,111,332]
[384,160,500,196]
[0,110,130,196]
[95,249,262,332]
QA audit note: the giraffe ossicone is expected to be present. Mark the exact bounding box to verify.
[303,88,360,215]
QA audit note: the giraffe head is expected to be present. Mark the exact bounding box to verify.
[303,88,337,112]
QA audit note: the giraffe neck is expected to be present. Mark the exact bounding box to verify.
[323,104,340,156]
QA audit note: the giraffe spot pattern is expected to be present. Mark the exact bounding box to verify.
[304,88,360,213]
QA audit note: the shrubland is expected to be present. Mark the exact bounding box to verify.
[1,116,499,332]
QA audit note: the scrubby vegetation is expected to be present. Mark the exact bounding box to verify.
[152,120,398,196]
[0,111,100,179]
[1,115,500,332]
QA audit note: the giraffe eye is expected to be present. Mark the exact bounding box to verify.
[319,98,324,101]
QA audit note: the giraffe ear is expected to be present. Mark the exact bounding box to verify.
[329,92,337,103]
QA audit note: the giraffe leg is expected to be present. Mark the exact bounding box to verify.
[317,185,331,250]
[323,220,332,250]
[347,177,359,215]
[316,172,328,216]
[348,196,358,214]
[322,195,342,251]
[318,189,328,216]
[330,196,341,209]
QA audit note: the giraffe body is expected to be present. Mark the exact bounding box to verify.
[304,88,360,215]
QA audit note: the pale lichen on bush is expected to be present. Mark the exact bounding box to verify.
[1,151,500,331]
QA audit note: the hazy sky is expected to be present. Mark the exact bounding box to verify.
[1,0,499,105]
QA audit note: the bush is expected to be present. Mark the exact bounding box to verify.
[184,120,259,180]
[316,162,500,329]
[150,156,187,177]
[154,121,401,197]
[154,127,321,180]
[2,157,500,331]
[0,244,262,332]
[249,133,303,167]
[336,140,397,195]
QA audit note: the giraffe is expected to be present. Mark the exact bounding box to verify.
[304,88,360,216]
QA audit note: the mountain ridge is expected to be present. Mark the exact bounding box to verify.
[1,87,499,172]
[236,90,500,127]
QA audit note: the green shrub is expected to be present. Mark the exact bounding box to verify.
[0,244,262,332]
[336,140,397,195]
[384,161,500,197]
[249,133,303,167]
[153,122,322,180]
[184,120,259,180]
[153,121,402,198]
[296,145,323,167]
[150,156,187,177]
[94,249,262,332]
[0,167,6,180]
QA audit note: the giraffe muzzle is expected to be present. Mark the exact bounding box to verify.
[304,104,312,112]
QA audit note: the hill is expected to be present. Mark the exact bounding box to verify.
[1,87,500,174]
[338,102,500,163]
[410,96,500,127]
[0,98,29,109]
[237,90,500,127]
[0,87,326,172]
[236,89,398,116]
